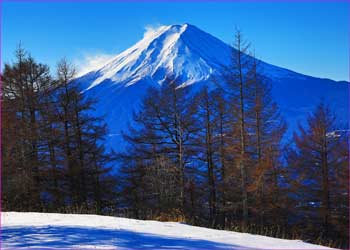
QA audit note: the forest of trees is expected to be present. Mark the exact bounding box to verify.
[2,47,117,214]
[2,31,349,249]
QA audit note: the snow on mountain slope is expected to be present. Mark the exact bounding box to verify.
[1,212,336,249]
[75,24,348,150]
[79,24,299,90]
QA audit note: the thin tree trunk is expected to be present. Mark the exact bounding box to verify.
[321,133,330,237]
[205,92,216,226]
[238,49,248,231]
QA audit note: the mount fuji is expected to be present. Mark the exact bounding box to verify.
[75,23,348,151]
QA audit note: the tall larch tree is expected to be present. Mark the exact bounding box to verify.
[289,102,348,240]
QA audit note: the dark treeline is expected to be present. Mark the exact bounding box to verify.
[2,31,349,249]
[2,47,117,214]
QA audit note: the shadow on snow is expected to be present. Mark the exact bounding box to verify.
[1,225,254,249]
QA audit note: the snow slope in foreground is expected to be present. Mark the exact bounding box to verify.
[1,212,335,250]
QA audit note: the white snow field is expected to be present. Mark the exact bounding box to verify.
[1,212,335,250]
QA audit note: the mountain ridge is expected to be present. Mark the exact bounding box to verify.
[75,23,348,150]
[79,24,310,89]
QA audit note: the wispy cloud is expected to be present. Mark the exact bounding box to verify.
[74,52,116,77]
[74,24,166,77]
[143,23,167,39]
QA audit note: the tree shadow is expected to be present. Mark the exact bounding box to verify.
[2,225,254,249]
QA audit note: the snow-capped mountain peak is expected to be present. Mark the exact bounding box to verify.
[75,23,348,150]
[84,23,235,90]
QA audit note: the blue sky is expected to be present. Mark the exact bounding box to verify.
[2,1,349,81]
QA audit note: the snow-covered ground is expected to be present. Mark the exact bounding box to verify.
[1,212,335,250]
